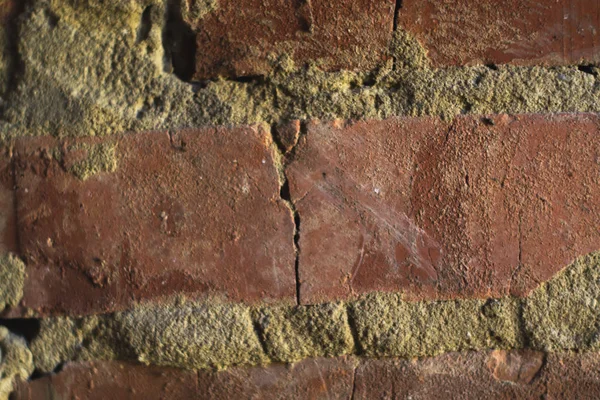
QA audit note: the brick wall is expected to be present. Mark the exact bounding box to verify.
[0,0,599,399]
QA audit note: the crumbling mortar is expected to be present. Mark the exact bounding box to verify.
[2,0,600,142]
[2,251,594,377]
[0,0,30,119]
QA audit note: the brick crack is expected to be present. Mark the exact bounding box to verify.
[270,123,306,305]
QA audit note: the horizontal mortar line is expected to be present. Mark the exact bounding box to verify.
[3,250,600,375]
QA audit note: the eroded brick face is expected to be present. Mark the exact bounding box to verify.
[185,0,396,80]
[13,127,296,316]
[354,351,600,399]
[14,352,600,399]
[397,0,600,66]
[288,114,600,303]
[0,146,16,254]
[13,358,356,400]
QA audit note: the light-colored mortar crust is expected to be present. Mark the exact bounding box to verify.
[22,251,600,374]
[0,327,33,400]
[0,0,599,143]
[0,254,25,313]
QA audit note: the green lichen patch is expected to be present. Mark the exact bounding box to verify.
[524,252,600,351]
[0,255,25,313]
[0,327,33,400]
[253,302,354,363]
[351,294,523,358]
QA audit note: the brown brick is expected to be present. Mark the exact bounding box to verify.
[397,0,600,67]
[354,352,543,399]
[288,114,600,303]
[354,351,600,399]
[487,349,544,384]
[197,356,356,399]
[0,146,16,255]
[12,361,198,400]
[13,357,356,399]
[14,126,296,316]
[186,0,396,80]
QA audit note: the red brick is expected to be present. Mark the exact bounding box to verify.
[13,357,356,400]
[354,352,544,399]
[397,0,600,67]
[288,114,600,303]
[13,127,295,316]
[487,350,544,384]
[0,146,16,255]
[186,0,396,80]
[197,356,356,399]
[354,351,600,399]
[12,361,198,400]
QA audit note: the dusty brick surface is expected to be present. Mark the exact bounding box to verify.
[0,146,16,255]
[288,114,600,303]
[12,126,296,316]
[397,0,600,67]
[13,357,356,399]
[196,356,355,399]
[12,361,198,400]
[14,352,600,399]
[186,0,396,80]
[488,350,545,385]
[354,351,600,399]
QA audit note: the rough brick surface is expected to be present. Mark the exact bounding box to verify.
[14,352,600,399]
[196,356,355,399]
[12,361,199,400]
[0,146,16,255]
[354,351,600,399]
[186,0,396,80]
[397,0,600,67]
[288,114,600,303]
[13,357,356,399]
[13,126,295,316]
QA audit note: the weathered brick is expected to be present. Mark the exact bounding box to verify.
[185,0,396,80]
[397,0,600,67]
[353,351,600,399]
[12,361,198,400]
[487,350,544,385]
[13,357,356,399]
[354,352,543,399]
[13,126,295,316]
[288,114,600,303]
[0,146,16,255]
[15,352,600,399]
[196,356,356,399]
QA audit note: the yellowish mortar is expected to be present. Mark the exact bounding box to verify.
[25,252,600,373]
[0,0,598,142]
